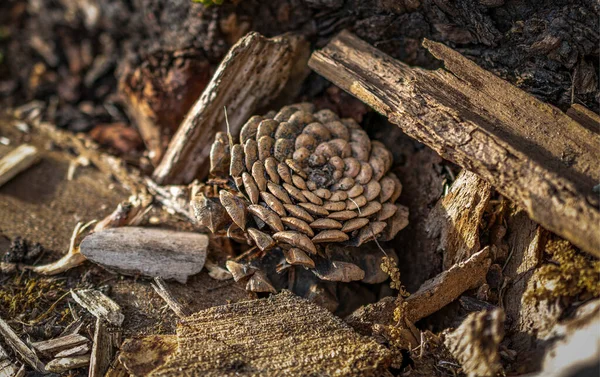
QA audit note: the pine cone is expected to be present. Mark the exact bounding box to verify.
[192,103,406,295]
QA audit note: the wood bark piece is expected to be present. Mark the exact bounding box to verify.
[0,144,39,188]
[404,247,492,322]
[55,343,91,358]
[31,333,89,357]
[46,354,90,373]
[80,227,208,284]
[426,170,491,269]
[150,290,391,376]
[153,32,309,184]
[309,30,600,257]
[71,289,125,327]
[89,318,114,377]
[443,308,505,377]
[0,316,45,373]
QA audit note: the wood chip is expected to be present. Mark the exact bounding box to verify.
[32,334,89,357]
[309,30,600,257]
[150,291,391,376]
[0,343,19,377]
[0,144,39,188]
[404,247,492,322]
[119,335,178,377]
[80,227,208,284]
[46,355,91,374]
[0,316,45,373]
[71,289,125,327]
[89,318,117,377]
[54,343,91,358]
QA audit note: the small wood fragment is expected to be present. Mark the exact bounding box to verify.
[80,227,208,284]
[89,318,114,377]
[309,30,600,257]
[151,277,191,318]
[46,355,91,374]
[153,32,309,184]
[55,343,91,358]
[404,247,492,322]
[0,343,19,377]
[0,144,39,188]
[32,333,89,357]
[71,289,125,327]
[426,170,491,269]
[443,309,505,377]
[119,335,178,376]
[0,316,45,373]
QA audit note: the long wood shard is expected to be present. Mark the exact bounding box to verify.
[309,30,600,257]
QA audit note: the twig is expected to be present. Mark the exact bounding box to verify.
[151,277,191,318]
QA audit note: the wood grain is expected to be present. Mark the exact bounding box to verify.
[309,31,600,257]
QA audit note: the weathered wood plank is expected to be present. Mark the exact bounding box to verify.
[309,30,600,257]
[153,32,309,184]
[31,334,89,357]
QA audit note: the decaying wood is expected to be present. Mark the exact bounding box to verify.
[426,170,491,269]
[443,309,505,377]
[0,316,45,373]
[150,291,391,376]
[0,343,19,377]
[151,277,191,318]
[152,32,310,184]
[566,104,600,133]
[31,333,89,357]
[309,30,600,257]
[46,355,91,373]
[71,289,125,327]
[119,51,211,165]
[0,144,39,188]
[80,227,208,283]
[89,318,115,377]
[404,247,492,322]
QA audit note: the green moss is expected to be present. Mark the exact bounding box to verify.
[526,238,600,302]
[192,0,224,6]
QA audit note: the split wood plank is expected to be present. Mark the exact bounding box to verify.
[309,30,600,257]
[46,354,90,374]
[152,32,309,184]
[0,316,45,373]
[0,144,39,188]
